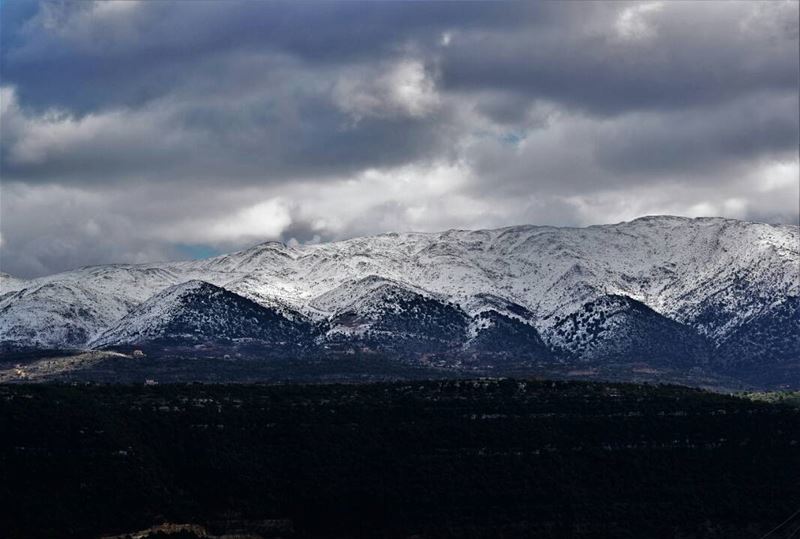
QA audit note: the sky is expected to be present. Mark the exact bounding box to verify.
[1,0,798,278]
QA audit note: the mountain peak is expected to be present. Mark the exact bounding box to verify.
[91,279,314,352]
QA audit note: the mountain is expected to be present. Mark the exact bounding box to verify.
[91,280,316,356]
[0,216,797,384]
[0,266,177,352]
[714,296,800,384]
[321,276,469,354]
[461,292,538,322]
[548,295,711,366]
[0,282,136,352]
[466,309,552,360]
[0,273,27,295]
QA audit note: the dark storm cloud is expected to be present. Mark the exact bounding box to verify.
[2,2,551,113]
[465,91,799,199]
[442,2,798,115]
[594,92,800,176]
[1,81,454,185]
[7,2,794,116]
[0,0,797,278]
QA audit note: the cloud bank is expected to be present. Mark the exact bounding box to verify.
[1,1,798,277]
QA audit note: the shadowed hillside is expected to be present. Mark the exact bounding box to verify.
[1,380,798,539]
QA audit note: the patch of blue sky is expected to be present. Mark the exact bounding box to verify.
[176,244,222,260]
[472,130,527,147]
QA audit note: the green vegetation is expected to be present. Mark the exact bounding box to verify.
[1,380,798,538]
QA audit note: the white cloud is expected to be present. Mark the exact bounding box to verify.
[286,161,488,235]
[162,198,293,244]
[1,2,797,277]
[757,159,800,193]
[722,198,749,218]
[333,60,440,121]
[739,0,799,39]
[92,0,143,17]
[206,199,292,242]
[25,0,146,52]
[1,86,183,169]
[615,2,664,41]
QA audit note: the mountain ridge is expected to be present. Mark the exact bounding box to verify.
[90,280,317,354]
[1,215,797,384]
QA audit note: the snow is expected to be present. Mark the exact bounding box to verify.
[1,216,798,350]
[88,281,209,347]
[0,273,28,295]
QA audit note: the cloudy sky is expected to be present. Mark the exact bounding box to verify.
[1,1,798,277]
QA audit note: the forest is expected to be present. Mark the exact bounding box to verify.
[1,379,798,538]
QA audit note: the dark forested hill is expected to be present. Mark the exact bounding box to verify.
[1,380,798,539]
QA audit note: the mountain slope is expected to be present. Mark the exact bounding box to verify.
[0,216,797,372]
[91,280,316,354]
[715,296,800,375]
[322,276,469,354]
[466,309,552,361]
[0,273,27,295]
[0,282,136,351]
[549,295,711,366]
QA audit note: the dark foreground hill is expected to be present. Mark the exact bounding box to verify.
[1,380,798,539]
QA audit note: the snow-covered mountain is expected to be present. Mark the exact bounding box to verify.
[0,273,27,294]
[321,276,470,354]
[0,282,137,350]
[466,309,552,361]
[715,296,800,370]
[0,216,797,379]
[549,295,711,366]
[91,280,317,353]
